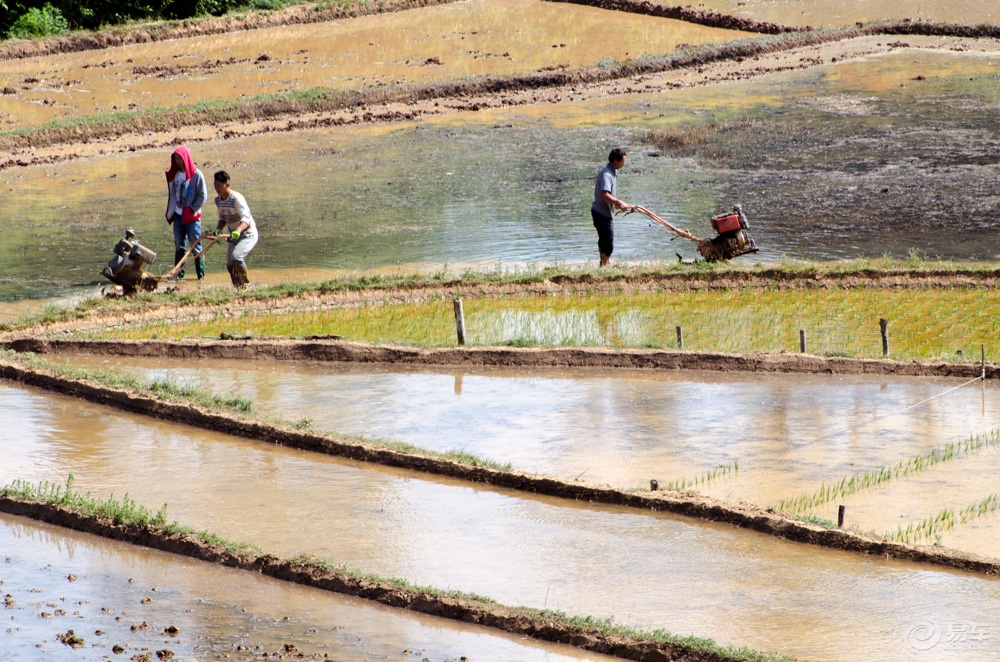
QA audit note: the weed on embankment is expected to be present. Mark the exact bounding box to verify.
[0,349,514,474]
[0,349,255,415]
[1,475,167,528]
[0,479,797,662]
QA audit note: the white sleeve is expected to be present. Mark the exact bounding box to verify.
[235,193,253,224]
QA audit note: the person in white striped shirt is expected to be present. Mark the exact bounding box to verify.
[213,170,259,288]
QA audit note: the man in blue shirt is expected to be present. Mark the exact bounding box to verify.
[591,147,633,266]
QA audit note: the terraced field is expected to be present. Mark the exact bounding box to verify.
[4,0,1000,659]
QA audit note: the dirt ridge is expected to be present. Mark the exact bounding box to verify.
[546,0,803,34]
[1,354,998,577]
[555,0,1000,39]
[0,496,725,662]
[5,337,996,378]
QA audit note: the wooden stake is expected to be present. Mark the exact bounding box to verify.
[454,298,466,346]
[676,326,683,350]
[799,329,806,354]
[879,318,889,356]
[838,505,845,528]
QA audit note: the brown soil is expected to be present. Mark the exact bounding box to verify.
[0,0,463,62]
[1,354,998,579]
[5,337,998,378]
[0,27,864,158]
[0,495,763,662]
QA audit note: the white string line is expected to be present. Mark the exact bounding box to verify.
[899,375,984,412]
[790,375,985,450]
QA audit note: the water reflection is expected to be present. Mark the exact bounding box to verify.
[0,513,607,661]
[2,383,1000,661]
[58,356,999,508]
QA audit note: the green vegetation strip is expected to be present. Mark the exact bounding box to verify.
[5,259,999,335]
[777,429,1000,515]
[78,279,1000,362]
[0,476,794,662]
[2,349,1000,576]
[886,493,1000,545]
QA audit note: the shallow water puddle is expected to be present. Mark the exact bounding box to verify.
[58,356,1000,507]
[655,0,1000,27]
[0,513,607,661]
[0,0,746,128]
[3,382,1000,660]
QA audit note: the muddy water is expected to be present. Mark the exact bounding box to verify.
[806,444,1000,544]
[6,42,1000,302]
[665,0,1000,27]
[4,382,1000,661]
[0,513,609,661]
[59,355,1000,507]
[0,0,745,129]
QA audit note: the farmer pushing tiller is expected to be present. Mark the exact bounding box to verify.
[624,204,760,262]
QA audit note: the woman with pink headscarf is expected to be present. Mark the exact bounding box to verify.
[165,146,209,280]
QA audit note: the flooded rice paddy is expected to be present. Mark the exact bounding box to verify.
[5,40,1000,302]
[3,381,1000,661]
[0,0,746,129]
[60,355,1000,516]
[0,513,609,661]
[93,287,1000,361]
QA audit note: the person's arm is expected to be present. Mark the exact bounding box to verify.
[189,171,208,213]
[600,190,632,212]
[165,179,174,222]
[227,194,251,240]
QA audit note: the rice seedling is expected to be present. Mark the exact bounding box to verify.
[884,493,1000,545]
[776,429,1000,515]
[663,460,739,492]
[87,284,1000,362]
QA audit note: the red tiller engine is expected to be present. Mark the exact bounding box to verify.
[698,204,759,262]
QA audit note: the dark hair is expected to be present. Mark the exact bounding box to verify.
[214,170,230,184]
[608,148,626,163]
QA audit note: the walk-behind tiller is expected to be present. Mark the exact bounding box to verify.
[626,204,759,262]
[100,229,225,296]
